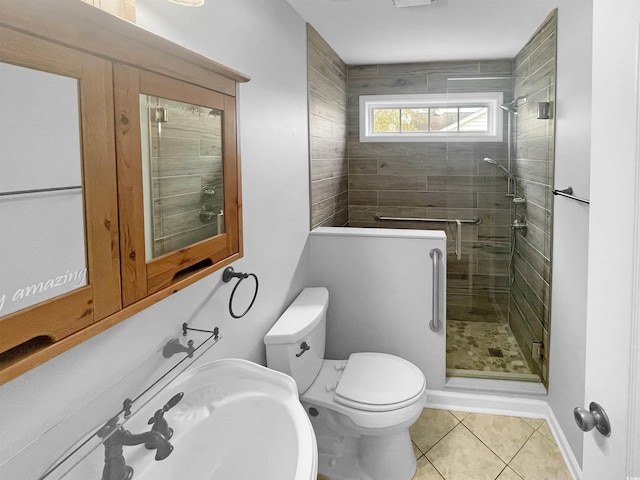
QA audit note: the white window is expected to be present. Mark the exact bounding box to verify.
[359,92,504,143]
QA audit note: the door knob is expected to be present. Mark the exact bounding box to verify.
[574,402,611,437]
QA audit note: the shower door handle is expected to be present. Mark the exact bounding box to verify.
[429,248,442,332]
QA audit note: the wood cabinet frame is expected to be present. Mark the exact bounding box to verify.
[114,66,243,306]
[0,25,121,365]
[0,0,248,385]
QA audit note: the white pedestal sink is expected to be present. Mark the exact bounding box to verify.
[122,358,318,480]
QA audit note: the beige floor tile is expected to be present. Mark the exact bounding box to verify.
[536,420,556,442]
[496,466,524,479]
[426,424,506,480]
[410,408,460,453]
[413,441,423,459]
[413,456,445,479]
[449,410,471,421]
[520,417,545,430]
[462,413,534,463]
[509,431,572,480]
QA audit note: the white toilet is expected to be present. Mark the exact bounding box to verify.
[264,287,426,480]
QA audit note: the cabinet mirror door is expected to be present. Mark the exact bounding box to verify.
[0,63,86,317]
[140,95,225,260]
[115,65,241,306]
[0,26,120,363]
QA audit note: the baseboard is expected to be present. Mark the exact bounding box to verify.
[443,375,548,396]
[446,368,541,383]
[545,404,583,480]
[424,388,583,480]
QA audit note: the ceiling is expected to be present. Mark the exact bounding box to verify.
[285,0,561,65]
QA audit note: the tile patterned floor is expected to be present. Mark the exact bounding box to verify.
[446,321,537,380]
[410,409,573,480]
[315,408,573,480]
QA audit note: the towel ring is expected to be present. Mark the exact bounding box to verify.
[222,267,259,318]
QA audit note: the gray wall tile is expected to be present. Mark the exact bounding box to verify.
[308,24,348,227]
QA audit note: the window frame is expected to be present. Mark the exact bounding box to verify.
[359,92,504,143]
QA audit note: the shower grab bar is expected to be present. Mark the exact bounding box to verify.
[375,213,477,261]
[429,248,443,332]
[0,185,82,197]
[455,220,462,261]
[552,186,590,205]
[375,213,481,224]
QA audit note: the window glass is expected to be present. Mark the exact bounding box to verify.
[459,106,489,132]
[359,93,503,142]
[373,108,400,132]
[401,108,429,132]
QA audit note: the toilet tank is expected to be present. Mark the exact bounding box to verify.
[264,287,328,394]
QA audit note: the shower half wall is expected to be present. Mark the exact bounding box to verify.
[307,12,557,386]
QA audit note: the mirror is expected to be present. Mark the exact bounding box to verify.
[0,62,87,317]
[139,95,225,260]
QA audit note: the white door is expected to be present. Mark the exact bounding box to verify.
[583,0,640,478]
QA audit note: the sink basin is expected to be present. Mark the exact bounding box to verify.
[124,358,318,480]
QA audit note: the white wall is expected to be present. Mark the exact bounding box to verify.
[309,227,447,390]
[547,0,593,468]
[0,1,311,477]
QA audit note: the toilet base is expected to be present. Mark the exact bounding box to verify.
[315,429,417,480]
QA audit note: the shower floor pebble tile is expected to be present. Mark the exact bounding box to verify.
[446,320,533,376]
[316,409,573,480]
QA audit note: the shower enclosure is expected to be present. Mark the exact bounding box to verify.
[440,13,556,386]
[307,11,557,387]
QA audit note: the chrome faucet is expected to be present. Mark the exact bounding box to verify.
[98,416,173,480]
[147,392,184,441]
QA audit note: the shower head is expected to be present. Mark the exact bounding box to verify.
[483,157,514,178]
[500,103,518,114]
[500,94,528,115]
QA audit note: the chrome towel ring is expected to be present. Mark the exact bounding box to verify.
[222,267,259,318]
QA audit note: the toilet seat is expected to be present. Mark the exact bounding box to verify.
[301,358,426,430]
[334,353,426,412]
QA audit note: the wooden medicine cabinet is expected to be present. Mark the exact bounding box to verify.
[0,0,248,384]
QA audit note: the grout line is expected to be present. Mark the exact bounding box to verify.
[458,421,507,468]
[415,409,461,457]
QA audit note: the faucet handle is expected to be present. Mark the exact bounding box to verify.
[97,415,120,439]
[148,392,184,439]
[163,392,184,411]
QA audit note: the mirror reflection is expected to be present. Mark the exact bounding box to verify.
[140,95,224,260]
[0,62,86,317]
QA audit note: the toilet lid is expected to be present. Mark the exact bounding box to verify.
[334,353,426,412]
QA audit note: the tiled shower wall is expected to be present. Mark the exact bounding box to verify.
[509,10,557,382]
[306,15,556,382]
[308,25,348,228]
[346,61,514,325]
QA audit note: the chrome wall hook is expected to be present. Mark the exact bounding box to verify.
[162,338,195,358]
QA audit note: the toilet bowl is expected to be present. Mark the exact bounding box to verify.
[264,287,426,480]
